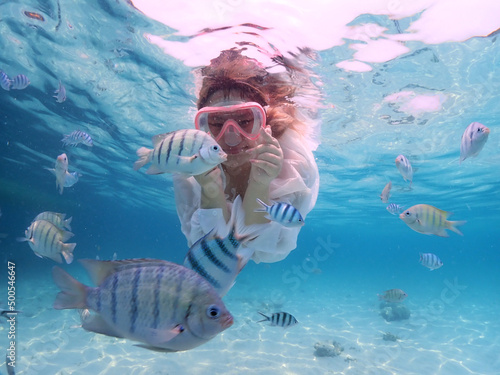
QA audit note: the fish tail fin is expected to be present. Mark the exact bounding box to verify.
[257,312,270,323]
[253,198,268,213]
[64,216,73,231]
[61,243,76,264]
[52,266,88,309]
[447,220,466,236]
[133,147,153,171]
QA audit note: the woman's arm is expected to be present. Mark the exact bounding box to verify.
[243,126,284,225]
[194,166,230,222]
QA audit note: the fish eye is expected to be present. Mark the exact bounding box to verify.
[206,305,221,319]
[405,211,411,216]
[211,145,220,151]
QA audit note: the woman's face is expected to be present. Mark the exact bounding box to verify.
[203,90,262,167]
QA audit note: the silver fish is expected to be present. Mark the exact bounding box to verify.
[0,71,11,91]
[380,181,392,203]
[134,129,227,175]
[460,122,490,163]
[378,289,407,303]
[399,204,466,237]
[386,203,404,215]
[255,199,304,227]
[52,258,234,352]
[33,211,72,231]
[419,252,443,271]
[44,153,67,194]
[395,154,413,186]
[258,312,298,327]
[61,130,93,147]
[54,80,67,103]
[17,219,76,264]
[10,74,30,90]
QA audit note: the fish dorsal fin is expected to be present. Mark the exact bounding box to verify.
[79,258,170,285]
[151,133,172,147]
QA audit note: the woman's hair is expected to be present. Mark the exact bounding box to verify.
[197,48,302,139]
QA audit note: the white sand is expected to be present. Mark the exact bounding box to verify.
[2,273,499,375]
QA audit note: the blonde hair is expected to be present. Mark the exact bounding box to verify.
[196,48,305,140]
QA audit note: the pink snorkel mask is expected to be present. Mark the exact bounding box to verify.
[195,102,266,147]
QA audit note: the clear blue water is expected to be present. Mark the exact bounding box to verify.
[1,1,500,374]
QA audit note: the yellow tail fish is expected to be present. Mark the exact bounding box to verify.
[399,204,466,237]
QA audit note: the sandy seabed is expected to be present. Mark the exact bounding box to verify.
[2,274,499,375]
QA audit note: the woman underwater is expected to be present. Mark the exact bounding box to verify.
[174,48,320,268]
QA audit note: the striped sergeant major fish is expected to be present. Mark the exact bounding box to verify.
[134,129,227,175]
[52,258,233,352]
[460,122,490,164]
[258,312,298,328]
[395,154,413,187]
[0,71,11,91]
[10,74,30,90]
[184,196,257,297]
[61,130,93,147]
[378,288,407,303]
[399,204,466,237]
[255,199,304,227]
[419,252,443,271]
[17,220,76,264]
[386,203,404,215]
[33,211,72,231]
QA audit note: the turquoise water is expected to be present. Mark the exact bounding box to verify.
[1,1,500,374]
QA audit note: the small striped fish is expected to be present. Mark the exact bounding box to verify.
[258,312,298,328]
[378,289,407,303]
[52,258,233,352]
[61,130,93,147]
[134,129,227,175]
[395,154,413,187]
[399,204,466,237]
[10,74,30,90]
[0,71,10,91]
[54,80,67,103]
[419,252,443,271]
[17,220,76,264]
[380,181,392,203]
[255,199,304,227]
[460,122,490,163]
[386,203,404,215]
[184,226,246,297]
[33,211,73,231]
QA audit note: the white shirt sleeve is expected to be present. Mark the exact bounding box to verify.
[173,128,319,263]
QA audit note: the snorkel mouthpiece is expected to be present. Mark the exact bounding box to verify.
[223,120,243,146]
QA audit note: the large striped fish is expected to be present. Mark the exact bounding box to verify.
[257,312,298,328]
[395,154,413,187]
[134,129,227,175]
[17,220,76,264]
[33,211,72,231]
[184,227,247,297]
[399,204,466,237]
[52,258,233,352]
[419,252,443,271]
[460,122,490,163]
[61,130,93,147]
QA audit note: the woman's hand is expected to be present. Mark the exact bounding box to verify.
[248,126,283,186]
